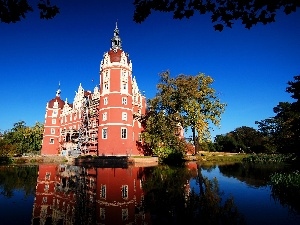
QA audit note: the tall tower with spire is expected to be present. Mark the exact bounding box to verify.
[98,23,146,156]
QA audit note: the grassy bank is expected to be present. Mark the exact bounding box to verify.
[0,155,68,165]
[186,152,249,163]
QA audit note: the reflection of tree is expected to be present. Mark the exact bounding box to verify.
[0,165,38,197]
[270,171,300,214]
[219,162,286,187]
[142,164,245,224]
[142,165,191,224]
[271,185,300,214]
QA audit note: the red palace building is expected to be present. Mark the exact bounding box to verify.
[41,24,146,156]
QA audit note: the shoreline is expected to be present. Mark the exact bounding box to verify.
[0,155,159,167]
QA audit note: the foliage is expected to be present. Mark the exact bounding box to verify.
[133,0,300,31]
[270,170,300,213]
[141,71,225,161]
[219,162,288,187]
[0,0,59,23]
[270,170,300,188]
[2,1,299,31]
[243,153,297,163]
[0,165,38,197]
[197,139,216,152]
[214,126,269,153]
[214,134,238,152]
[142,164,245,224]
[215,75,300,154]
[154,146,184,164]
[0,121,44,156]
[256,75,300,154]
[199,152,247,163]
[0,156,12,165]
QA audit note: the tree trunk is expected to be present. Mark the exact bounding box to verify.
[192,126,196,154]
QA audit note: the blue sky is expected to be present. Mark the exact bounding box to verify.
[1,1,299,139]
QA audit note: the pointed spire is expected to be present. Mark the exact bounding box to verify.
[111,21,122,51]
[56,81,61,97]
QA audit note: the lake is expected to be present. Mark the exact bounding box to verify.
[0,162,299,225]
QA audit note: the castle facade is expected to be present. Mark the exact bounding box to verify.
[41,24,146,156]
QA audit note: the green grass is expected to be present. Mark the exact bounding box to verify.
[196,152,248,163]
[243,153,297,163]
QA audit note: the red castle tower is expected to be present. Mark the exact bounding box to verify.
[41,24,146,156]
[97,23,146,156]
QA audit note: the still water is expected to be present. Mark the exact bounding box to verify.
[0,162,299,225]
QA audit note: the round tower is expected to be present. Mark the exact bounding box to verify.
[98,23,145,156]
[41,88,64,155]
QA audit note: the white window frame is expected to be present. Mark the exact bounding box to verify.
[104,97,108,105]
[51,128,55,134]
[100,208,105,220]
[49,138,54,144]
[121,128,127,139]
[100,184,106,199]
[104,83,109,91]
[121,185,128,199]
[102,112,107,121]
[122,82,127,91]
[52,110,58,117]
[102,128,107,139]
[91,134,95,142]
[52,119,56,124]
[122,208,129,221]
[122,97,127,105]
[122,112,127,121]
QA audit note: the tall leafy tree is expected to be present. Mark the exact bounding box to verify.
[256,75,300,153]
[141,71,225,158]
[214,134,238,152]
[230,126,266,153]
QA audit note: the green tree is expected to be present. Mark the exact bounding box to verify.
[0,0,59,23]
[214,134,238,152]
[141,71,225,160]
[286,75,300,152]
[133,0,300,31]
[0,121,44,156]
[230,126,266,153]
[256,75,300,153]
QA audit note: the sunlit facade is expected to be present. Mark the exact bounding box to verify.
[41,24,146,156]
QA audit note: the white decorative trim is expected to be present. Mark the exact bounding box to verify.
[99,106,133,111]
[99,123,132,127]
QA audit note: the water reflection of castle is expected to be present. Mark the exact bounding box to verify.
[32,164,149,225]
